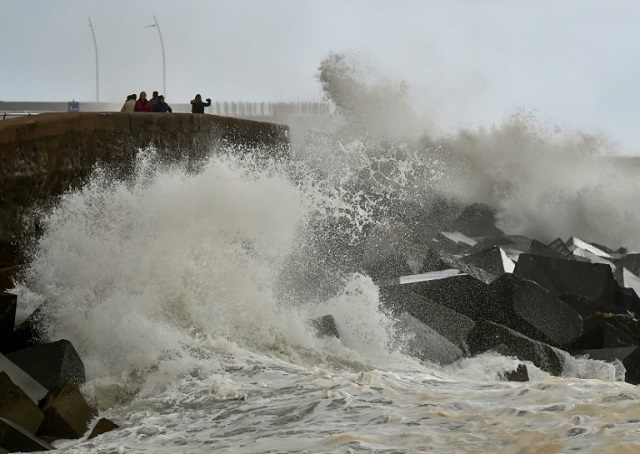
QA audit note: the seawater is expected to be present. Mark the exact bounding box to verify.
[11,55,640,453]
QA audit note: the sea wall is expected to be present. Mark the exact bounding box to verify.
[0,112,290,290]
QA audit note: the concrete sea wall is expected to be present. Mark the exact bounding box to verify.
[0,112,289,291]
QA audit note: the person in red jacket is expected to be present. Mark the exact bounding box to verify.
[134,91,152,112]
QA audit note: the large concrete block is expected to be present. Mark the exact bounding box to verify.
[614,267,640,297]
[379,287,475,352]
[6,339,85,392]
[615,253,640,276]
[0,302,48,354]
[467,320,565,376]
[484,274,583,349]
[456,246,515,284]
[0,354,48,404]
[308,315,339,339]
[87,418,119,440]
[37,380,96,441]
[360,222,427,281]
[430,232,476,256]
[546,238,575,260]
[527,239,569,260]
[444,203,504,238]
[0,372,44,434]
[514,253,618,307]
[393,312,463,365]
[470,234,530,254]
[572,322,639,351]
[566,237,612,259]
[578,313,640,346]
[616,287,640,315]
[404,271,489,320]
[502,364,529,382]
[0,417,53,452]
[417,248,456,274]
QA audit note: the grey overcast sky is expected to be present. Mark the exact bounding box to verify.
[2,0,640,154]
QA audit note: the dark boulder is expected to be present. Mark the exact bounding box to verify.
[379,287,474,352]
[87,418,119,440]
[514,253,618,308]
[0,354,48,404]
[362,253,413,283]
[615,253,640,276]
[6,339,85,392]
[560,293,624,317]
[467,320,564,376]
[403,271,489,320]
[546,238,575,260]
[527,239,570,260]
[614,267,640,298]
[37,379,96,441]
[571,322,639,351]
[417,248,454,274]
[616,287,640,315]
[483,274,583,349]
[502,364,529,382]
[308,315,340,339]
[0,302,49,354]
[359,222,426,282]
[455,246,515,284]
[429,232,476,256]
[566,237,613,260]
[0,372,44,434]
[444,203,504,238]
[470,234,531,254]
[0,417,53,452]
[577,313,640,346]
[393,312,463,365]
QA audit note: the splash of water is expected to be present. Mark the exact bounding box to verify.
[13,147,417,402]
[12,53,633,408]
[314,53,640,250]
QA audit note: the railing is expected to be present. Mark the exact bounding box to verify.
[1,112,38,120]
[0,102,332,120]
[209,102,331,117]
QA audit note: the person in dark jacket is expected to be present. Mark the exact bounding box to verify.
[150,91,159,109]
[152,95,172,113]
[190,94,211,113]
[134,91,152,112]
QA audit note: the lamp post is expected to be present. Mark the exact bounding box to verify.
[88,16,99,102]
[146,15,166,96]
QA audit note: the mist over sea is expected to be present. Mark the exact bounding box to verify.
[11,54,640,453]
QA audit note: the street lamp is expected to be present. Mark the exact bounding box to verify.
[88,16,99,102]
[146,15,166,96]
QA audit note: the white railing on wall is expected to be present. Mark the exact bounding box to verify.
[0,112,37,120]
[209,102,331,117]
[0,101,332,119]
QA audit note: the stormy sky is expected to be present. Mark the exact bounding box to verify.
[2,0,640,154]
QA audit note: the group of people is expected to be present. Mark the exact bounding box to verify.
[120,91,212,114]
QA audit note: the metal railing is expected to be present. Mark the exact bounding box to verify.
[1,112,38,120]
[0,101,331,117]
[209,102,331,117]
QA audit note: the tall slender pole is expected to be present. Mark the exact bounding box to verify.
[88,16,99,102]
[147,15,166,96]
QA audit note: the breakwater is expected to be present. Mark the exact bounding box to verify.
[0,112,289,291]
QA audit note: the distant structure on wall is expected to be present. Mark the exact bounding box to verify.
[0,101,332,125]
